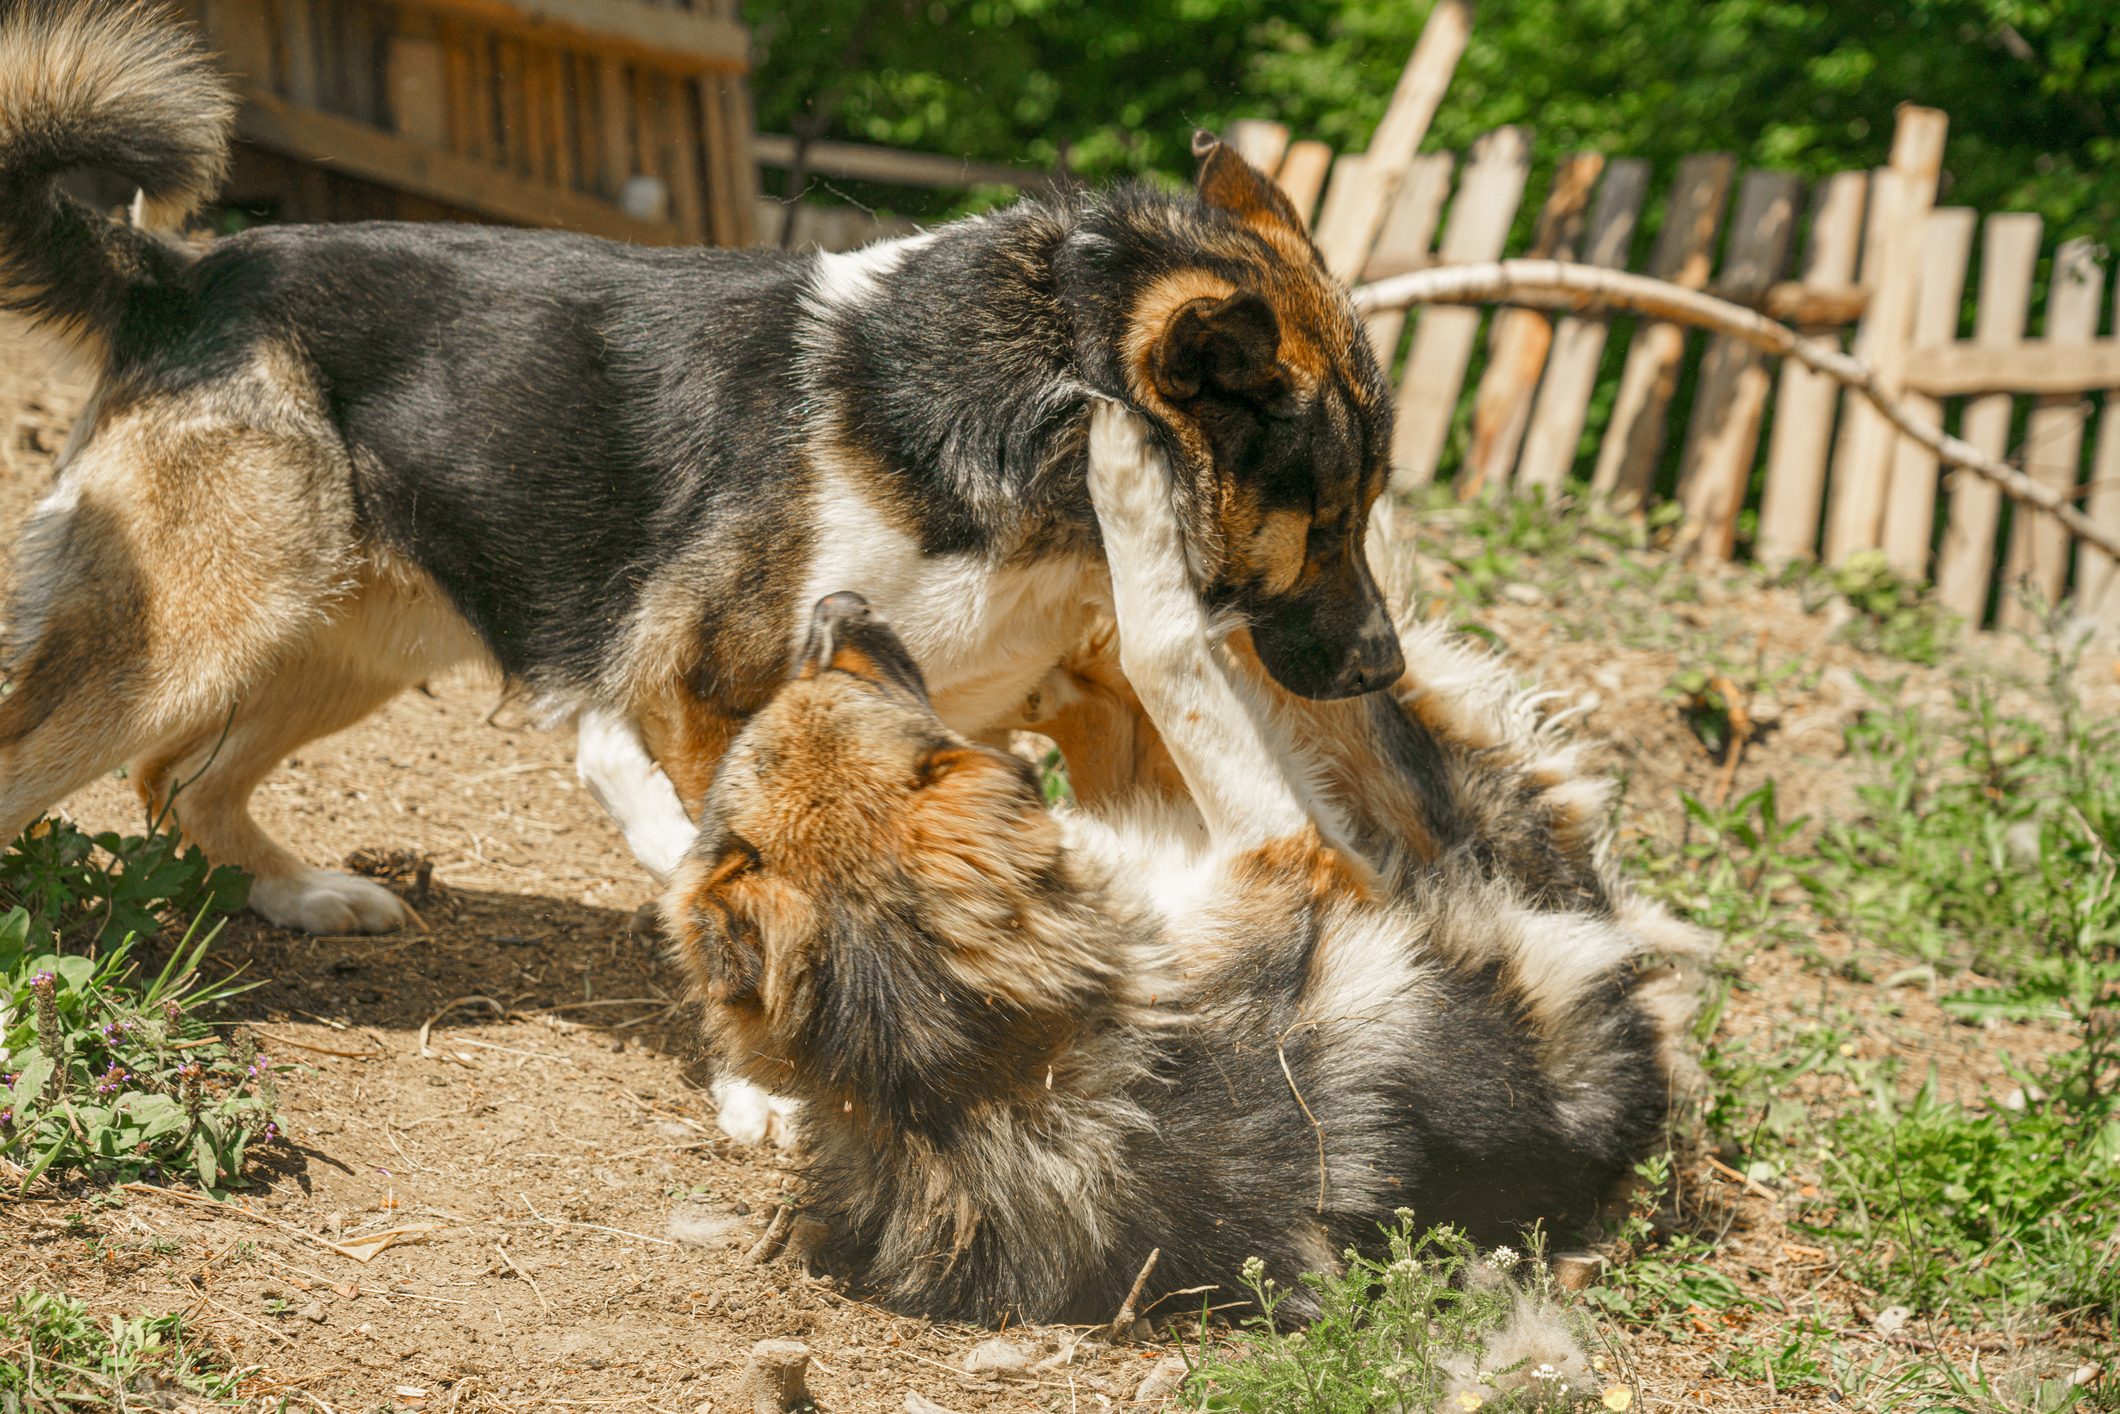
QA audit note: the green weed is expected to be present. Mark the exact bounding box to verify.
[1806,669,2119,989]
[1788,550,1959,666]
[1,820,274,1191]
[0,1288,247,1410]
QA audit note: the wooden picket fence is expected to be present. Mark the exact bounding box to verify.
[176,0,759,246]
[1247,98,2120,627]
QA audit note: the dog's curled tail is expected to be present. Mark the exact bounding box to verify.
[0,0,233,351]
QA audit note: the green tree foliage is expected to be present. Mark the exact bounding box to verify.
[747,0,2118,237]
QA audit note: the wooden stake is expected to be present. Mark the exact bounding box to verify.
[1389,126,1531,489]
[1461,153,1605,497]
[1359,151,1454,366]
[1516,158,1650,493]
[1676,170,1804,558]
[1934,213,2043,620]
[1590,152,1735,508]
[2001,237,2105,625]
[1879,209,1976,578]
[1756,171,1869,566]
[1313,0,1472,282]
[1822,105,1949,562]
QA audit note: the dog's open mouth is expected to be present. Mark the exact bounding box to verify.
[795,591,934,706]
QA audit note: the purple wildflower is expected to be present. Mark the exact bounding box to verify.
[94,1063,127,1096]
[260,1122,281,1144]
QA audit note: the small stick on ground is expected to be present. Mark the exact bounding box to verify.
[746,1202,796,1265]
[492,1241,549,1311]
[418,995,506,1058]
[1105,1247,1161,1342]
[1709,674,1756,807]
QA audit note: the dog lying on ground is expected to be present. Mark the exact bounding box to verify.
[0,0,1400,937]
[662,403,1703,1324]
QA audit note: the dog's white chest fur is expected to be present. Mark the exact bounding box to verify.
[794,463,1100,734]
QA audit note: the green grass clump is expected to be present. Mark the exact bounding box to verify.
[1788,550,1959,666]
[0,1288,247,1411]
[1185,1218,1627,1412]
[1807,662,2118,993]
[1,819,273,1191]
[1808,1038,2120,1324]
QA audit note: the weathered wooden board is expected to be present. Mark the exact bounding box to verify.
[1389,127,1532,489]
[1514,158,1650,493]
[1933,213,2043,619]
[1878,208,1976,578]
[2000,238,2104,625]
[1675,169,1804,557]
[1462,152,1605,496]
[1822,105,1949,563]
[1589,152,1736,507]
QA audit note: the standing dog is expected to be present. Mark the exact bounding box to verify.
[662,404,1700,1324]
[0,0,1400,935]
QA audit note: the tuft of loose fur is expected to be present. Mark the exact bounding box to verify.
[0,0,232,350]
[1440,1288,1598,1406]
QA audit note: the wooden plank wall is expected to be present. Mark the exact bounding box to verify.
[187,0,756,246]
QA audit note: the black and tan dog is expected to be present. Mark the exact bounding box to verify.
[662,403,1703,1324]
[0,0,1400,934]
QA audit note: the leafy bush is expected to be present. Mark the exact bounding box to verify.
[1,1288,245,1410]
[0,815,247,950]
[0,820,273,1191]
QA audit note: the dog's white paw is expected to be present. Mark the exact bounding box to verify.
[712,1075,801,1149]
[250,869,410,934]
[575,706,697,881]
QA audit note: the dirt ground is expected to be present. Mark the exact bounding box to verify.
[0,313,2109,1413]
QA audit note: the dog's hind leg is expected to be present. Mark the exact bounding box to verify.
[137,657,418,934]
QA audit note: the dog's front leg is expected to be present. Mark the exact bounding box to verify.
[573,707,799,1148]
[1086,403,1319,854]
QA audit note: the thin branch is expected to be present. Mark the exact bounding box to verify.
[1105,1247,1161,1341]
[1353,259,2120,566]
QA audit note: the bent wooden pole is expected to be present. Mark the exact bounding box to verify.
[1353,260,2120,569]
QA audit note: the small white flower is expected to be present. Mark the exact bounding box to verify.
[1240,1255,1265,1286]
[1390,1257,1417,1275]
[1486,1245,1522,1271]
[1530,1363,1560,1382]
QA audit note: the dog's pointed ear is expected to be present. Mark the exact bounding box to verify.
[1193,129,1309,242]
[1150,290,1288,406]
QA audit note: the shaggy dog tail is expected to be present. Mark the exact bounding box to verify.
[0,0,232,353]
